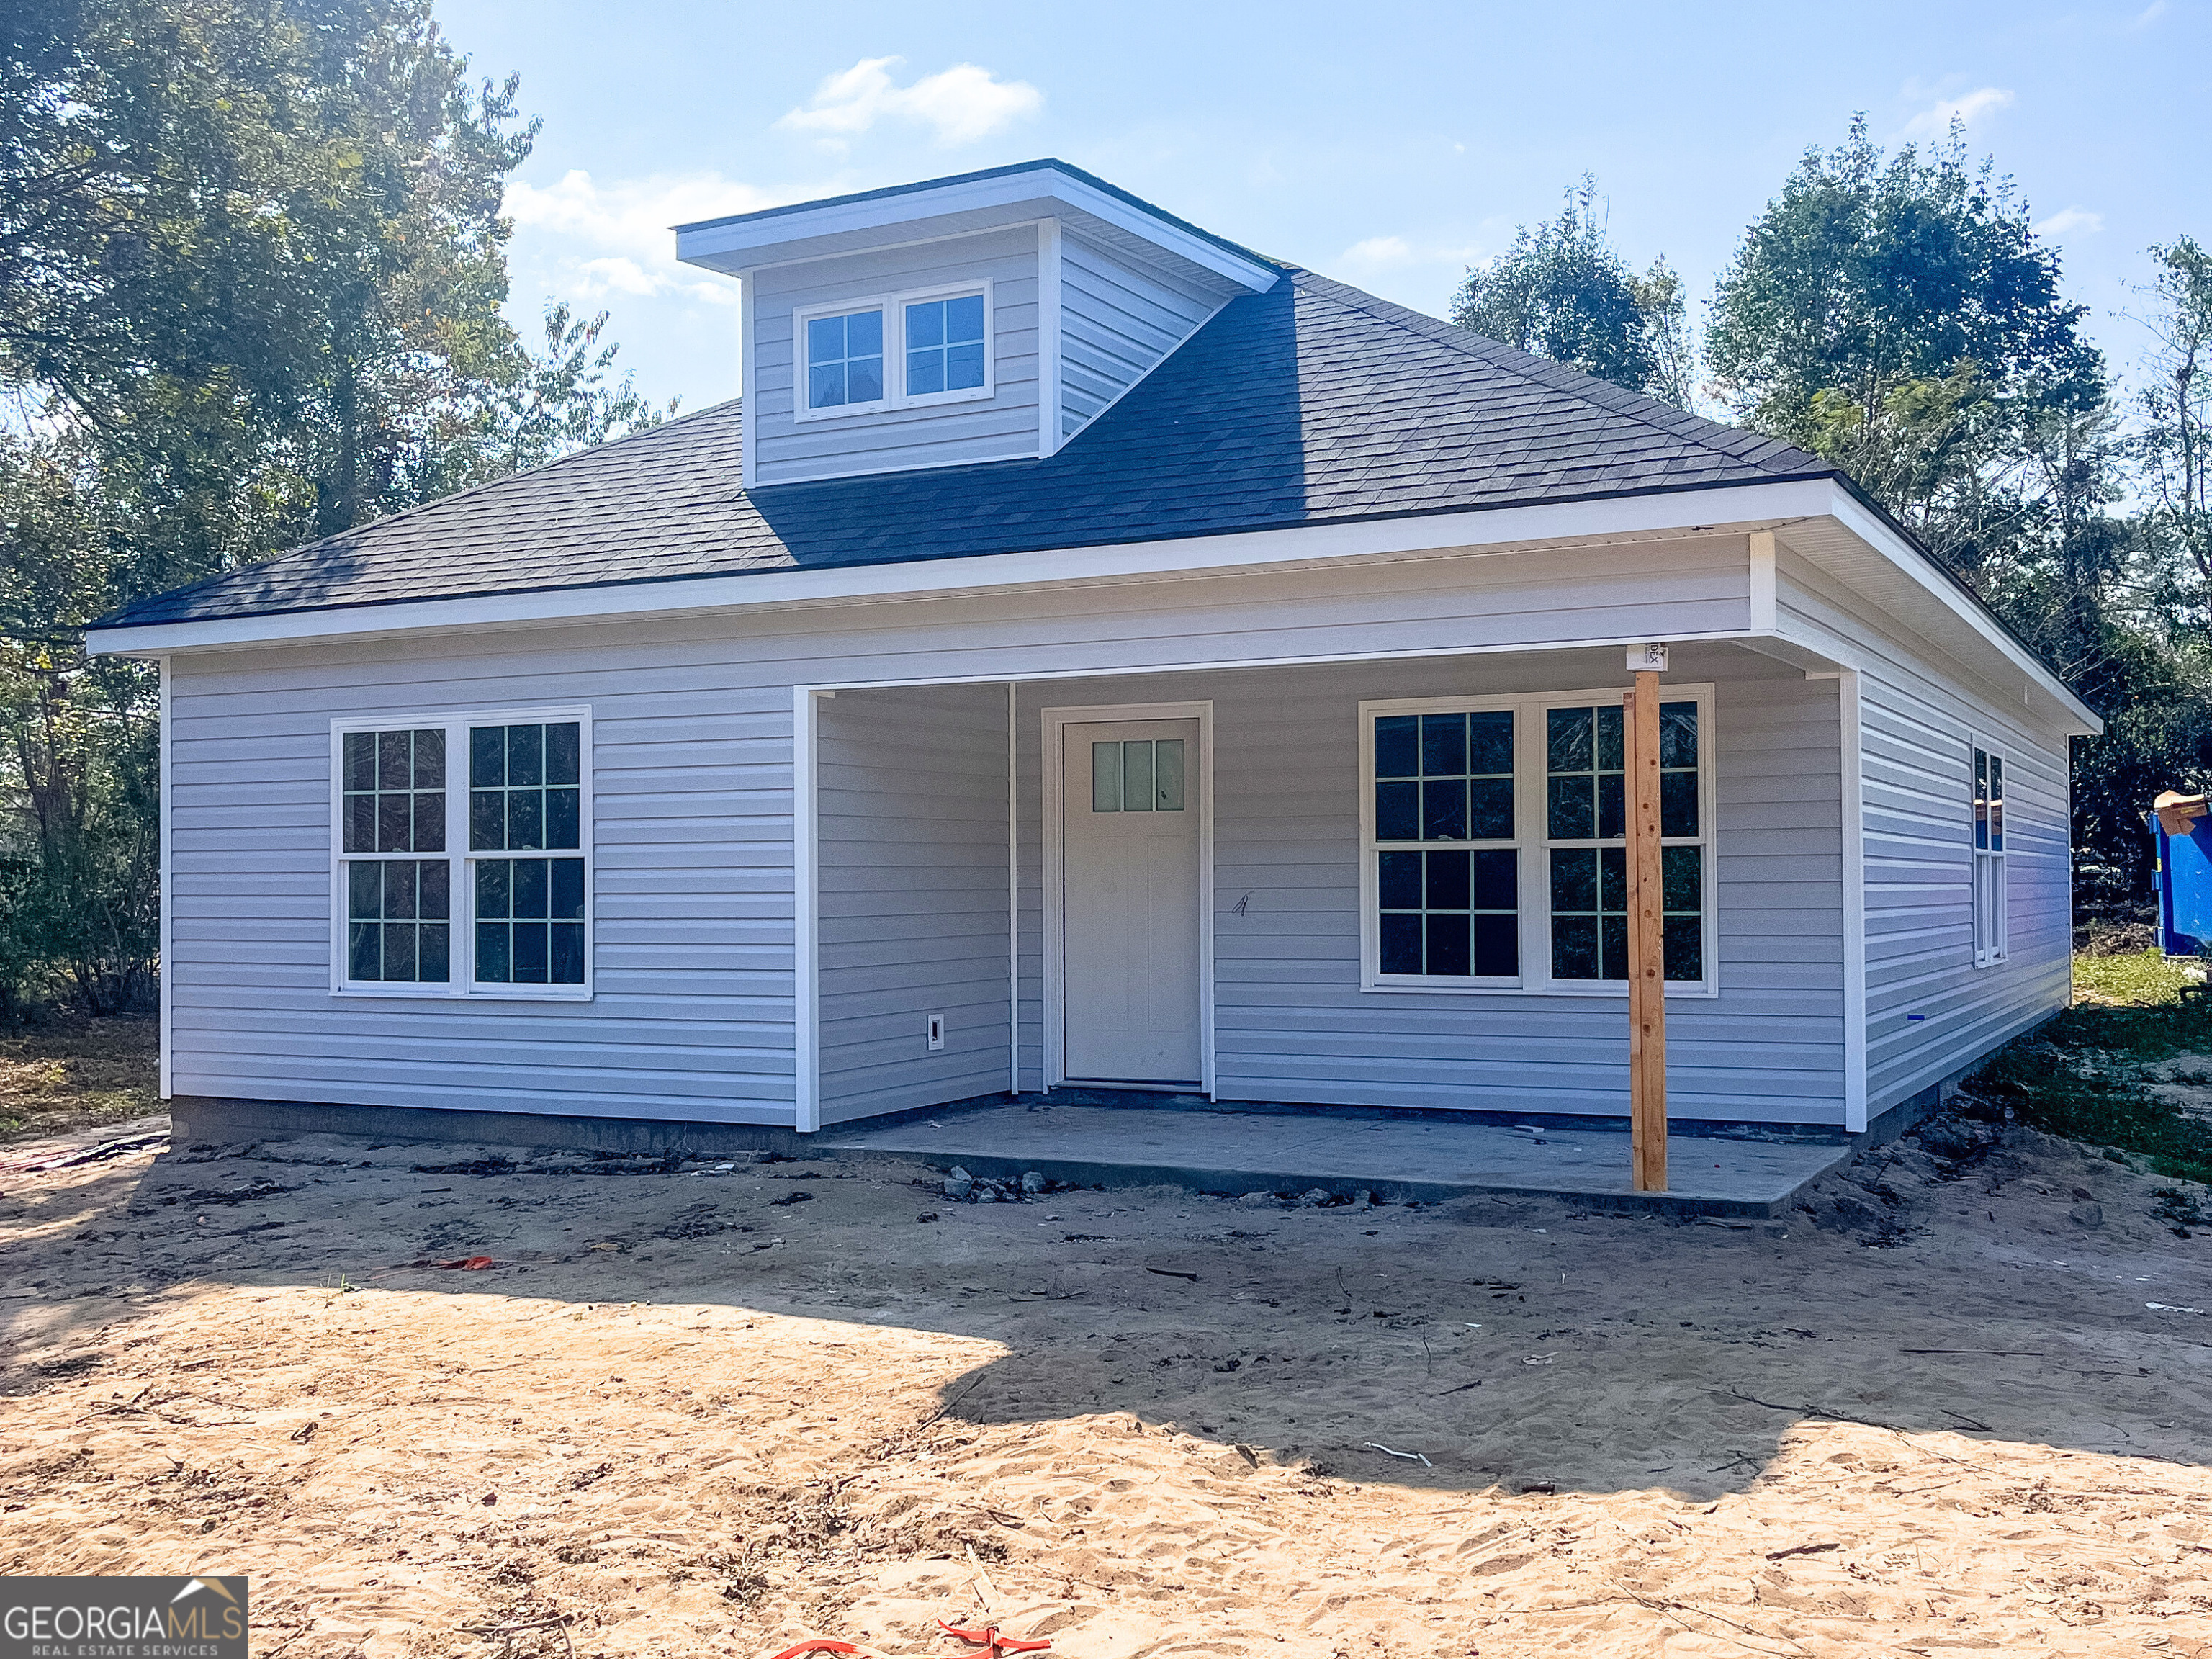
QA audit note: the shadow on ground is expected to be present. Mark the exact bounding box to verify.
[6,1115,2208,1503]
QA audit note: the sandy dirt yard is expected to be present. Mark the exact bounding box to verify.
[2,1112,2209,1658]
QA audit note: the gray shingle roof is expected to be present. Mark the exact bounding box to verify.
[94,269,1839,630]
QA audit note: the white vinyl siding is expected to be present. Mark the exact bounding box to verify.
[815,685,1011,1125]
[163,534,1776,1130]
[1772,543,2072,1120]
[1058,229,1225,441]
[750,228,1040,485]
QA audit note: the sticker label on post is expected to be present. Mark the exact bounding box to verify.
[1628,642,1670,673]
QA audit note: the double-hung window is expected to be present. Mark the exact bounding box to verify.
[794,282,992,420]
[1971,741,2006,967]
[332,708,593,998]
[1362,688,1714,994]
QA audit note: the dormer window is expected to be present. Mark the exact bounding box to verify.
[804,307,885,412]
[904,292,986,398]
[793,284,994,423]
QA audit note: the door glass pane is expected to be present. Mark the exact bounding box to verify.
[1123,741,1156,813]
[1154,740,1186,811]
[1091,742,1121,812]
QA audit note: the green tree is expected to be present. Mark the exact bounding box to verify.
[1707,116,2104,579]
[0,0,663,1015]
[2136,238,2212,616]
[1449,179,1695,405]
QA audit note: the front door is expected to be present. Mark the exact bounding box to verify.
[1061,718,1202,1085]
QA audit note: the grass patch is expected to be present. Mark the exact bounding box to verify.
[2072,948,2198,1009]
[0,1014,161,1143]
[1965,950,2212,1186]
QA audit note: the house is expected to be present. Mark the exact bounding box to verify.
[86,159,2100,1154]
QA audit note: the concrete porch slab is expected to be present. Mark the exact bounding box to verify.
[816,1100,1855,1219]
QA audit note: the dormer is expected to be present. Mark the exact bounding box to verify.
[675,160,1280,488]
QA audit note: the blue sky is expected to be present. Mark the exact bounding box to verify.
[433,0,2209,416]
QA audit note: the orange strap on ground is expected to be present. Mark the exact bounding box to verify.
[765,1641,863,1659]
[937,1622,1051,1653]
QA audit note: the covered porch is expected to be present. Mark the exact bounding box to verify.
[799,634,1854,1157]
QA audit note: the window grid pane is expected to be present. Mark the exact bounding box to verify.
[472,723,582,852]
[344,858,451,983]
[342,728,446,854]
[904,294,986,396]
[475,857,586,985]
[806,308,885,409]
[1378,850,1517,977]
[1373,711,1513,843]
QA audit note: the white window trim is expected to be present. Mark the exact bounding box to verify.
[328,705,595,1002]
[1970,734,2008,969]
[1357,684,1718,997]
[791,279,994,423]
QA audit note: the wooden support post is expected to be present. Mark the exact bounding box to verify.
[1626,666,1668,1191]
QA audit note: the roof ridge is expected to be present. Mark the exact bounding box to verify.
[1285,269,1834,481]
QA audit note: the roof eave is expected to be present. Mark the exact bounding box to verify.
[86,476,1845,657]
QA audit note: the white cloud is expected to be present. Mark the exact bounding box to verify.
[1339,235,1414,272]
[505,169,799,307]
[2131,0,2169,28]
[2035,206,2104,239]
[1900,86,2015,142]
[775,57,1042,148]
[1336,235,1487,283]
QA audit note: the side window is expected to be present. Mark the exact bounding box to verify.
[1972,743,2007,967]
[333,712,591,997]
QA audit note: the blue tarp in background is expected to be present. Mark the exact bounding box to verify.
[2152,809,2212,956]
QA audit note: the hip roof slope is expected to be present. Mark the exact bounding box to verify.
[98,269,1839,629]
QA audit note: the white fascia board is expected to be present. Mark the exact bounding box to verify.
[87,479,1843,658]
[676,167,1279,295]
[1817,481,2102,735]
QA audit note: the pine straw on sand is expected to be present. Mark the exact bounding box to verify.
[3,1117,2209,1659]
[0,1014,160,1143]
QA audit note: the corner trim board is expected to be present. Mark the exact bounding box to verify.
[1007,680,1021,1095]
[1037,219,1064,457]
[1839,667,1868,1133]
[793,687,823,1132]
[158,655,173,1101]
